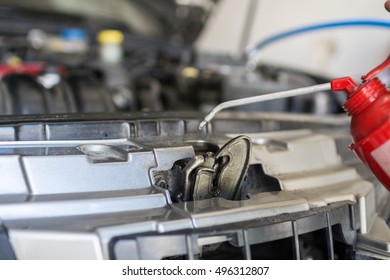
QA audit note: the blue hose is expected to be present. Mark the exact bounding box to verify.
[249,19,390,53]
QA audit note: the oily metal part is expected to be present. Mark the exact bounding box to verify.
[214,135,251,200]
[193,135,252,200]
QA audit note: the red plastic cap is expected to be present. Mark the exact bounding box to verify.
[343,77,385,116]
[331,77,358,96]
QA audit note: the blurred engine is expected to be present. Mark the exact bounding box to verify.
[0,1,347,116]
[0,0,389,260]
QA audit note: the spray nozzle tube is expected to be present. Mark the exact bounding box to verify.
[198,83,332,130]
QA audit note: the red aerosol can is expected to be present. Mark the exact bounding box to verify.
[331,55,390,191]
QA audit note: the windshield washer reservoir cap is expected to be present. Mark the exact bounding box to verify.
[60,28,87,41]
[97,30,124,44]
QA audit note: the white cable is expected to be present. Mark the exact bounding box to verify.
[199,82,331,130]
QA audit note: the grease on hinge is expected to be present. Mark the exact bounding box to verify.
[157,135,252,202]
[187,135,251,201]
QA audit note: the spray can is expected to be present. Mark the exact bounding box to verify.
[331,55,390,191]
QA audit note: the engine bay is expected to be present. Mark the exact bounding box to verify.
[0,0,389,260]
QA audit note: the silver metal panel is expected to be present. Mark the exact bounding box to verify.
[175,191,310,228]
[0,156,29,195]
[251,134,342,176]
[114,240,140,260]
[294,180,373,207]
[21,152,155,194]
[0,126,15,141]
[152,146,194,171]
[357,216,390,258]
[136,235,199,259]
[4,205,192,233]
[9,229,104,260]
[0,189,167,220]
[96,212,194,259]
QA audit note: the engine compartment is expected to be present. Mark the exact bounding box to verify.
[0,1,389,260]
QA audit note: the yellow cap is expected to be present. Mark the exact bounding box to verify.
[181,67,199,79]
[97,30,124,44]
[6,55,22,67]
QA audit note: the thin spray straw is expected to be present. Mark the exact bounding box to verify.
[199,83,331,130]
